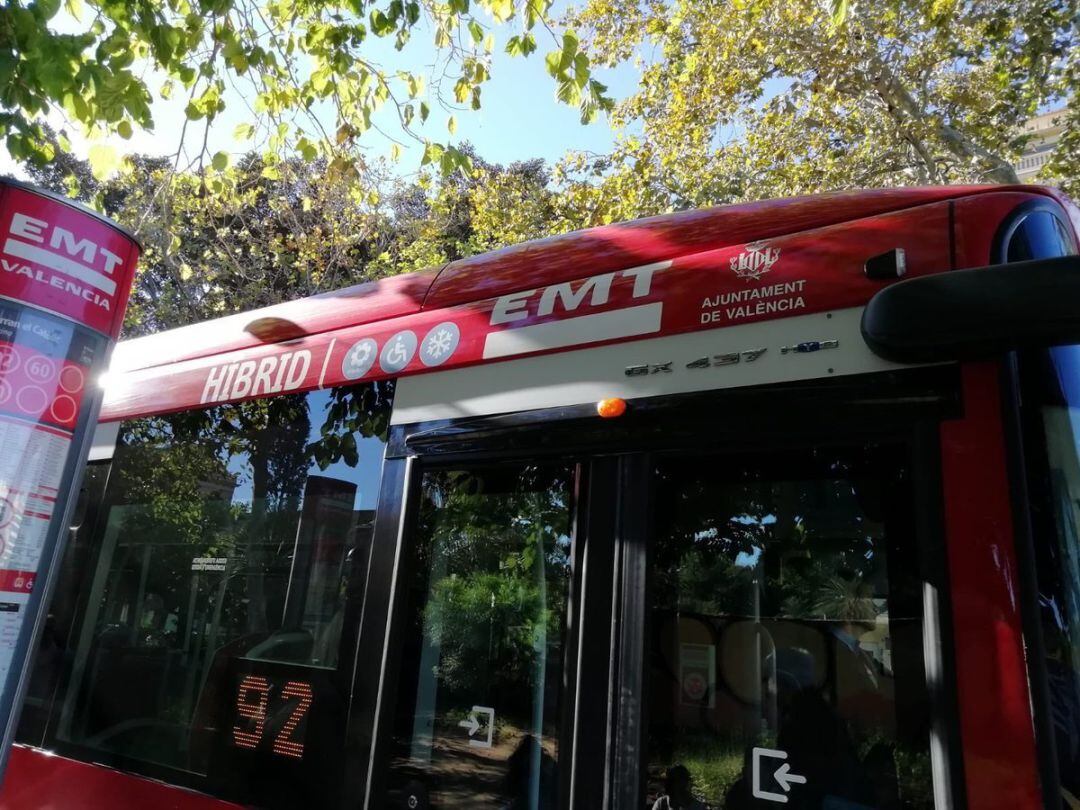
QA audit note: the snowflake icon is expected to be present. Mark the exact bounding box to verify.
[426,328,453,359]
[420,322,460,367]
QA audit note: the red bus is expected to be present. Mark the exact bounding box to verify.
[0,185,1078,810]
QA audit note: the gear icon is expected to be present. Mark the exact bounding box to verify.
[348,342,372,366]
[341,338,379,380]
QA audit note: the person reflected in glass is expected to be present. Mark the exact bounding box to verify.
[652,764,707,810]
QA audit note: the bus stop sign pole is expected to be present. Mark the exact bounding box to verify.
[0,180,139,777]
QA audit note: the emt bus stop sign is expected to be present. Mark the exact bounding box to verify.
[0,180,139,773]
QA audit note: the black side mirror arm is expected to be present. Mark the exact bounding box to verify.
[861,255,1080,363]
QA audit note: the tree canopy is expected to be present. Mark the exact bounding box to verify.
[1,0,610,182]
[567,0,1078,208]
[17,135,576,333]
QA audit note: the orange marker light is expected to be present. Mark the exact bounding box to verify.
[596,397,627,418]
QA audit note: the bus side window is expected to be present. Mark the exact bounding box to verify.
[39,382,392,800]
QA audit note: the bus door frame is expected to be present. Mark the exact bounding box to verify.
[346,366,967,810]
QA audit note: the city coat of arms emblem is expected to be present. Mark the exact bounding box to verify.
[730,241,781,281]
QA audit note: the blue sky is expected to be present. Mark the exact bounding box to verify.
[347,13,644,169]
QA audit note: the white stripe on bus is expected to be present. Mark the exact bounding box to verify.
[393,307,915,424]
[482,302,663,360]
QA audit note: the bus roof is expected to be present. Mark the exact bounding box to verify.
[111,184,1018,375]
[100,184,1072,422]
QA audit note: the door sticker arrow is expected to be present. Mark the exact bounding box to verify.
[772,762,807,792]
[457,705,495,749]
[457,714,480,736]
[751,747,808,803]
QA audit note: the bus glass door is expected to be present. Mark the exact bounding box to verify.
[636,441,943,810]
[376,373,960,809]
[380,460,578,809]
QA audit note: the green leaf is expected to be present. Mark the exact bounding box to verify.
[64,0,85,21]
[261,164,281,180]
[341,432,359,467]
[405,72,425,99]
[490,0,513,22]
[117,119,133,139]
[421,141,444,166]
[35,0,62,21]
[297,137,318,161]
[524,0,549,29]
[545,49,562,78]
[562,30,579,56]
[87,144,121,181]
[447,115,457,134]
[454,77,471,103]
[234,122,255,140]
[556,78,580,106]
[228,51,249,73]
[468,20,484,45]
[63,173,81,198]
[370,9,393,36]
[829,0,850,25]
[211,151,229,170]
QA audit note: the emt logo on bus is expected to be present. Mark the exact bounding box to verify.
[488,262,669,325]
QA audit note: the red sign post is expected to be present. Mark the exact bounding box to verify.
[0,181,139,773]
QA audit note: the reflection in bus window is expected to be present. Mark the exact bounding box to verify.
[385,463,574,809]
[645,446,933,810]
[17,462,112,746]
[51,382,393,774]
[1032,346,1080,806]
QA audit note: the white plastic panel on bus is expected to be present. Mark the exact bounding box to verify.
[87,420,119,462]
[391,307,908,424]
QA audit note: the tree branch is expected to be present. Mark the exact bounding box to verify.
[865,50,1018,183]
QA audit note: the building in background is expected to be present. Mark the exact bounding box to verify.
[1017,108,1066,182]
